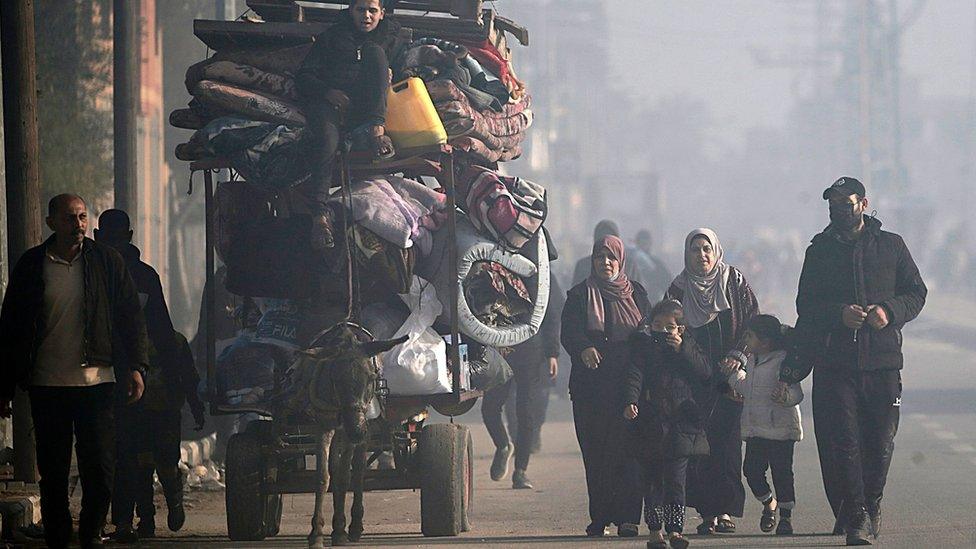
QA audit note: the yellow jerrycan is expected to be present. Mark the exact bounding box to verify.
[385,77,448,150]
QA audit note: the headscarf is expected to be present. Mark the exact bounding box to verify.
[672,228,732,328]
[586,235,643,342]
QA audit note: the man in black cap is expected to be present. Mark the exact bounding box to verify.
[95,210,205,542]
[778,177,926,545]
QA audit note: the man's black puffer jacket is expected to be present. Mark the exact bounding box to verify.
[791,216,926,376]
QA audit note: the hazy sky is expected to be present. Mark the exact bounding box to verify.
[607,0,975,146]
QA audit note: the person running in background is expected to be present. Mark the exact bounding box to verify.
[726,314,802,536]
[482,276,564,489]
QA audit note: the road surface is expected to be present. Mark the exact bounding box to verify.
[53,295,976,547]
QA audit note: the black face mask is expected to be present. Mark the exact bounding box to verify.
[829,203,862,231]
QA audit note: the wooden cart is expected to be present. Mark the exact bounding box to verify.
[187,2,530,540]
[193,145,483,540]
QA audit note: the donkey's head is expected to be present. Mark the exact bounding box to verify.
[301,325,406,443]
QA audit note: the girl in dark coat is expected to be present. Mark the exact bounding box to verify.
[666,228,760,535]
[562,235,652,537]
[624,299,711,548]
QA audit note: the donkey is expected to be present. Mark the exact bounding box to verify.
[283,324,405,548]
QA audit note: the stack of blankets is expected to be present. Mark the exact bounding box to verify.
[172,16,550,401]
[171,45,314,191]
[393,38,532,166]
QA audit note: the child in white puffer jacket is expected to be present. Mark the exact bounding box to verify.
[727,314,803,536]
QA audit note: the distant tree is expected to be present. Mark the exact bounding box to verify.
[34,0,113,204]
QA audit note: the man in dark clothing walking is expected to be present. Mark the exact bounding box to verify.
[95,209,206,542]
[779,177,926,545]
[0,194,148,549]
[482,276,564,489]
[634,228,673,301]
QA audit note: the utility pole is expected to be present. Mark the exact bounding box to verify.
[0,53,9,452]
[0,0,43,482]
[113,0,139,214]
[858,0,874,190]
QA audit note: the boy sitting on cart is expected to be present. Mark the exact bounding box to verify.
[297,0,401,249]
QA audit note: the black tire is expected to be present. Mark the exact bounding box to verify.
[245,420,283,538]
[459,426,473,533]
[432,398,477,418]
[225,432,269,541]
[419,423,470,537]
[266,494,283,537]
[244,420,282,537]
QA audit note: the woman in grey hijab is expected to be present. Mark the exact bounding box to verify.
[666,228,760,536]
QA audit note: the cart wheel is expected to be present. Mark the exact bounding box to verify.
[419,423,471,536]
[432,397,477,418]
[460,426,474,533]
[246,420,283,538]
[266,493,283,537]
[225,431,272,541]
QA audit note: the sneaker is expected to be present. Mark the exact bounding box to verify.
[80,538,106,549]
[866,503,881,539]
[760,507,777,533]
[113,525,138,544]
[617,522,639,537]
[168,498,187,532]
[512,468,534,489]
[490,445,513,481]
[586,522,608,537]
[668,532,690,549]
[845,508,872,546]
[137,519,156,539]
[776,517,793,535]
[832,514,847,535]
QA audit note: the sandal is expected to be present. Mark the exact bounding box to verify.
[695,520,715,535]
[310,211,336,250]
[760,508,777,533]
[646,532,667,549]
[668,532,690,549]
[715,517,736,533]
[371,132,395,160]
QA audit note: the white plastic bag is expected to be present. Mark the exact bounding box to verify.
[382,276,452,395]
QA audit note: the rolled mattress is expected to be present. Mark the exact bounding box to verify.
[416,217,549,347]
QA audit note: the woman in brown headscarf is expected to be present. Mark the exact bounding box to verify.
[561,235,653,537]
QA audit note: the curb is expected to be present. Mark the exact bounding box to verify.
[180,433,216,468]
